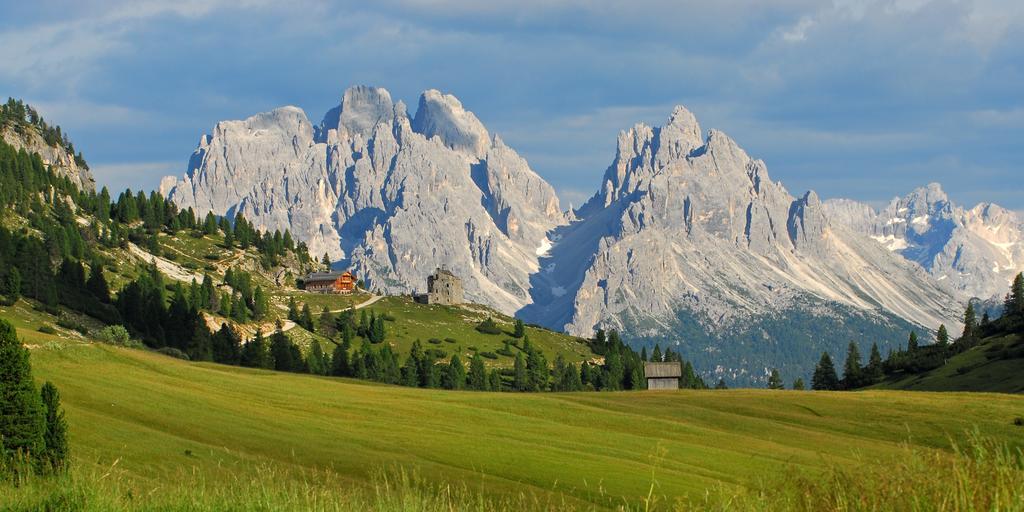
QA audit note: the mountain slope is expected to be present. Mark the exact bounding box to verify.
[825,183,1024,302]
[164,86,563,314]
[520,107,961,382]
[1,98,94,191]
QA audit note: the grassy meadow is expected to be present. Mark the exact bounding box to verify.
[2,339,1023,510]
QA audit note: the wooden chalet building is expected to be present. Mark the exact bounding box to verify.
[644,362,681,390]
[303,271,356,294]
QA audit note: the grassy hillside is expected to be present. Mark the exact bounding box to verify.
[875,331,1024,393]
[5,339,1023,510]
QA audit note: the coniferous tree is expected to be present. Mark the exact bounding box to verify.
[866,342,884,382]
[270,327,294,372]
[651,344,663,363]
[0,319,46,467]
[767,368,784,389]
[308,342,328,376]
[488,369,502,392]
[792,378,805,391]
[811,352,840,391]
[300,303,315,332]
[640,346,648,362]
[962,303,978,340]
[331,339,351,377]
[513,352,528,392]
[39,381,68,473]
[714,378,728,390]
[401,353,420,387]
[842,342,863,389]
[252,286,269,320]
[468,353,487,391]
[936,324,949,347]
[212,323,241,365]
[907,331,919,352]
[287,297,300,323]
[1011,272,1024,315]
[512,318,525,338]
[318,306,336,338]
[602,350,624,391]
[86,263,110,302]
[443,355,466,390]
[240,330,270,369]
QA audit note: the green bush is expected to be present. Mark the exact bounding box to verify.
[204,253,221,261]
[428,338,443,345]
[37,325,57,334]
[1014,417,1024,427]
[479,352,498,360]
[424,348,447,360]
[475,318,502,335]
[56,317,89,335]
[155,347,190,360]
[444,337,457,344]
[93,325,142,348]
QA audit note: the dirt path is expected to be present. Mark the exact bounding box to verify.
[333,294,384,313]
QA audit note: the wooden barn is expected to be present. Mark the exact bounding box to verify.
[644,362,681,390]
[303,271,356,294]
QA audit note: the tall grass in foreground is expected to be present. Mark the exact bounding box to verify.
[3,432,1022,511]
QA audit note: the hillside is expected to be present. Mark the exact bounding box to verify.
[875,331,1024,393]
[8,340,1024,509]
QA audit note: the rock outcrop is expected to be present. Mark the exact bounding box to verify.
[1,125,94,191]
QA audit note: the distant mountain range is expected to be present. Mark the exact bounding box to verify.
[162,85,1023,383]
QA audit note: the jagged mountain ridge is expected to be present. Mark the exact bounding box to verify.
[164,86,564,314]
[164,86,979,382]
[824,184,1024,303]
[519,107,961,340]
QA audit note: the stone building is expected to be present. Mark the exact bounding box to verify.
[644,362,681,390]
[415,267,463,305]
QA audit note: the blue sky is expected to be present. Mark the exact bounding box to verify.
[2,0,1022,212]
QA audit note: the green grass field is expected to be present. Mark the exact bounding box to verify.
[5,340,1023,510]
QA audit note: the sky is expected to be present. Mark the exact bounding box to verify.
[1,0,1022,212]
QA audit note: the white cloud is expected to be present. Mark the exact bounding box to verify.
[780,16,815,42]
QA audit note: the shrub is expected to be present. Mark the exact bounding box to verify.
[444,338,456,344]
[182,261,199,270]
[93,325,142,348]
[37,324,57,334]
[155,347,190,360]
[57,317,89,335]
[0,295,15,306]
[190,230,205,238]
[380,313,396,322]
[1014,417,1024,427]
[204,264,217,272]
[479,352,498,360]
[467,346,477,352]
[428,338,443,345]
[956,366,971,375]
[163,252,177,261]
[204,253,221,261]
[424,348,447,360]
[475,318,502,335]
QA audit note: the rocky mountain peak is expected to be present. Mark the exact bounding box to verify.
[411,89,491,159]
[320,85,399,139]
[658,105,703,157]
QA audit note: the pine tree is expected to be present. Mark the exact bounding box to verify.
[468,353,487,391]
[39,381,68,473]
[331,340,351,377]
[513,352,528,391]
[792,378,805,391]
[714,378,728,390]
[651,344,663,363]
[443,355,466,390]
[962,303,978,340]
[907,331,919,352]
[308,342,327,376]
[301,303,315,331]
[867,342,884,382]
[936,324,949,347]
[287,297,299,323]
[270,327,294,372]
[318,306,336,338]
[401,354,420,387]
[321,253,331,268]
[640,346,648,362]
[86,263,110,302]
[488,369,503,392]
[1011,273,1024,315]
[842,342,863,389]
[252,286,269,320]
[240,330,269,369]
[603,350,624,391]
[513,318,525,338]
[811,352,839,391]
[767,368,784,389]
[0,319,46,467]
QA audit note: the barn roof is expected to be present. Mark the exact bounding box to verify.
[644,362,682,378]
[304,271,348,282]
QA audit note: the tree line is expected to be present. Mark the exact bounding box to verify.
[0,319,68,479]
[809,273,1024,390]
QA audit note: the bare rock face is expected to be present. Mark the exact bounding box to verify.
[1,126,95,191]
[521,107,962,342]
[165,86,564,313]
[824,183,1024,302]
